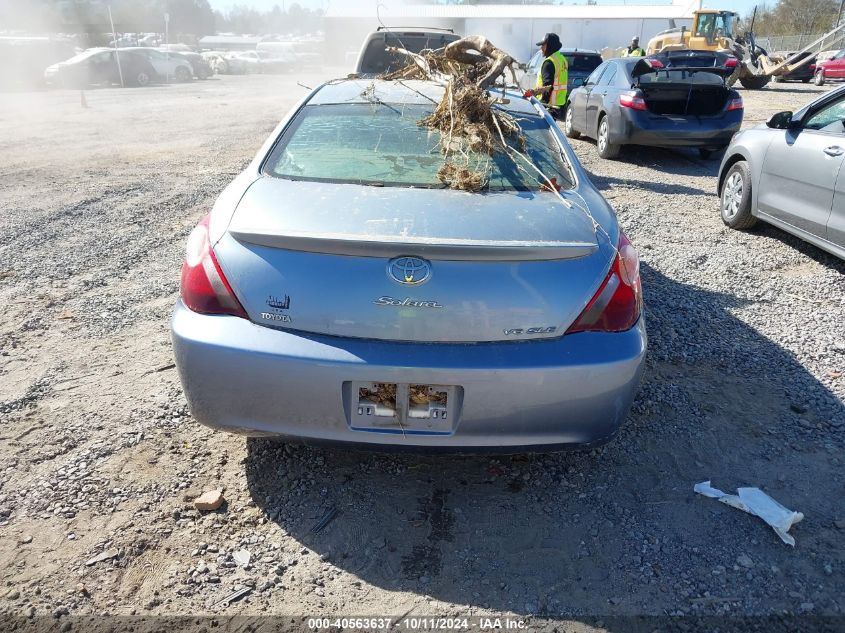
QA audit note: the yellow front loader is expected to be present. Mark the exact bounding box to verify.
[646,9,845,89]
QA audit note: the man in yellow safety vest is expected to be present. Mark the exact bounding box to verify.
[624,37,646,57]
[523,33,568,118]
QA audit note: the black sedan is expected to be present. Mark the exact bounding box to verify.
[770,51,815,83]
[563,55,743,159]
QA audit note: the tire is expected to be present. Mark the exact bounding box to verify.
[802,77,811,83]
[175,66,191,82]
[133,70,151,87]
[596,115,620,159]
[563,104,581,139]
[738,74,771,89]
[720,161,757,230]
[814,69,826,86]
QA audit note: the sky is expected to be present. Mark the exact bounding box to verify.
[209,0,762,20]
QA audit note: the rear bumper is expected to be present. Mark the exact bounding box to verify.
[171,302,647,452]
[614,109,742,148]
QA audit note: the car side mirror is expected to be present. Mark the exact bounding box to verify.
[767,111,796,129]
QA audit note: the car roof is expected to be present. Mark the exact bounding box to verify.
[560,48,601,55]
[309,79,540,116]
[366,29,458,38]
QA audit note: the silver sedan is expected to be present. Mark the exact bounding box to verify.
[718,85,845,260]
[170,79,646,451]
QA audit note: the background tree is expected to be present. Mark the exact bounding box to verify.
[744,0,840,35]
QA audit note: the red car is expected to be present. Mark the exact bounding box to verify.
[813,50,844,85]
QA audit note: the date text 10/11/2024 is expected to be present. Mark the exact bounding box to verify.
[307,617,529,630]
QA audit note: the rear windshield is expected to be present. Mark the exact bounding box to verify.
[359,34,459,74]
[263,103,573,192]
[637,70,725,85]
[566,54,602,73]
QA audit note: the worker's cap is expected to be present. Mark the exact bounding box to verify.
[536,33,561,48]
[632,36,640,42]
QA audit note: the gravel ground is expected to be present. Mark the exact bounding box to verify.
[0,73,843,629]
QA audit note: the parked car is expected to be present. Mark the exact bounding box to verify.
[257,40,322,68]
[0,36,76,90]
[563,53,743,159]
[44,48,157,88]
[170,79,647,451]
[770,51,815,83]
[518,48,604,95]
[164,50,212,79]
[813,49,845,85]
[717,85,845,260]
[230,50,295,74]
[123,47,193,82]
[354,27,460,75]
[201,51,240,75]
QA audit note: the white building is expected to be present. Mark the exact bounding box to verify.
[326,1,702,64]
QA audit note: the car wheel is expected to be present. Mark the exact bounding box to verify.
[596,115,620,159]
[175,66,191,82]
[563,104,581,139]
[134,70,151,87]
[720,161,757,230]
[815,69,825,86]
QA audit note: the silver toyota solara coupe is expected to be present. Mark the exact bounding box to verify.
[170,79,647,451]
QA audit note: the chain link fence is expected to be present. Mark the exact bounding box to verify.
[756,33,844,54]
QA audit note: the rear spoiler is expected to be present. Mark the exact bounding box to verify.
[631,58,734,78]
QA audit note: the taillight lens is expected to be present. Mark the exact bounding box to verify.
[647,59,664,69]
[619,91,648,111]
[727,96,743,111]
[566,232,643,334]
[724,57,738,69]
[180,215,248,319]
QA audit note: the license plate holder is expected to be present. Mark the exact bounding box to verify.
[348,382,461,435]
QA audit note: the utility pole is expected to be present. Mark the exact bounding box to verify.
[165,12,170,80]
[108,5,124,88]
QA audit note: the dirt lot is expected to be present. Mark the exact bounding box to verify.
[1,72,843,630]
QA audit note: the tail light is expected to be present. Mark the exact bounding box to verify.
[724,57,739,69]
[647,59,664,69]
[180,215,248,318]
[619,91,648,111]
[566,232,643,334]
[727,96,743,111]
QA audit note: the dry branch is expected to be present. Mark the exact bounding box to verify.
[379,36,522,191]
[443,36,519,88]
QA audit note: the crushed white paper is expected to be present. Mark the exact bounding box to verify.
[694,480,805,546]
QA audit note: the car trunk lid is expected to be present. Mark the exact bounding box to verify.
[631,60,732,117]
[213,177,614,343]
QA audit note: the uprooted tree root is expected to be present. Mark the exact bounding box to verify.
[380,36,523,191]
[377,36,623,275]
